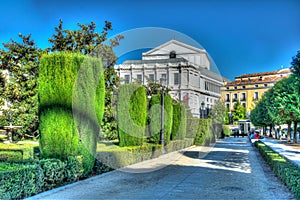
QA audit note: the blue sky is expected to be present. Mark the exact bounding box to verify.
[0,0,299,80]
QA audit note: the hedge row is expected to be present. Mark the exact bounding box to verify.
[39,52,105,176]
[148,94,173,144]
[171,103,186,140]
[117,84,147,147]
[255,141,300,199]
[0,156,83,199]
[97,138,194,169]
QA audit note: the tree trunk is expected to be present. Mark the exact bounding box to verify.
[269,125,273,138]
[287,122,291,143]
[293,122,298,143]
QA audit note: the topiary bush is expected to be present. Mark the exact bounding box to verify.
[194,119,211,146]
[39,52,105,176]
[148,94,173,144]
[185,109,199,139]
[117,84,147,147]
[171,102,186,140]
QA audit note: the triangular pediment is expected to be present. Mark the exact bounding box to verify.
[142,39,206,56]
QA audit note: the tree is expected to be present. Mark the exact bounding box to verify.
[291,50,300,85]
[0,34,45,139]
[209,99,226,138]
[269,76,300,142]
[231,100,246,122]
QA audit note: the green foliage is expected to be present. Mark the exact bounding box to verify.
[0,162,44,199]
[222,125,231,137]
[148,94,173,144]
[291,50,300,82]
[194,119,211,146]
[0,143,37,161]
[96,45,121,141]
[39,159,66,191]
[48,19,122,54]
[231,100,246,122]
[209,99,226,125]
[256,141,300,199]
[117,84,147,147]
[171,102,186,140]
[97,138,194,169]
[0,34,45,139]
[186,110,199,139]
[39,52,105,175]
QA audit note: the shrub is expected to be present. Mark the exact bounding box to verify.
[171,102,186,140]
[186,110,199,139]
[256,141,300,199]
[39,159,66,191]
[117,84,147,147]
[0,162,44,199]
[222,125,231,137]
[39,52,105,176]
[194,119,211,146]
[148,94,173,144]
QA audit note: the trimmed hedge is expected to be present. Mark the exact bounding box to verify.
[148,94,173,144]
[0,143,37,161]
[256,141,300,199]
[171,102,186,140]
[0,156,84,199]
[117,84,147,147]
[39,52,105,176]
[0,162,44,199]
[97,138,194,169]
[194,119,211,146]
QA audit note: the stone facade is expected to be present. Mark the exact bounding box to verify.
[115,40,225,118]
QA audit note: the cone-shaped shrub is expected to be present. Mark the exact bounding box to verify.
[117,84,147,147]
[149,94,173,144]
[171,102,187,140]
[39,52,105,176]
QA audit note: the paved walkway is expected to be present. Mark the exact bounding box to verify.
[28,137,295,200]
[262,137,300,168]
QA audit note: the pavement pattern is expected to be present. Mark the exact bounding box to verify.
[28,137,295,200]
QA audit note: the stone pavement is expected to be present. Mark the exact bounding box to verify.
[262,137,300,168]
[27,137,295,200]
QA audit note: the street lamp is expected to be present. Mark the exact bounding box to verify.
[201,101,205,118]
[160,77,166,154]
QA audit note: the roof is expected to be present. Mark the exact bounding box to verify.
[142,39,206,56]
[235,68,291,78]
[225,76,287,86]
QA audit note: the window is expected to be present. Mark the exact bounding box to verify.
[226,87,229,90]
[161,74,166,80]
[226,94,230,101]
[149,74,155,82]
[241,93,246,101]
[124,75,130,84]
[226,104,230,110]
[255,85,258,88]
[264,83,268,87]
[136,74,142,83]
[234,93,238,101]
[170,51,176,59]
[234,86,237,89]
[174,73,180,85]
[242,85,246,89]
[243,103,246,108]
[254,92,259,100]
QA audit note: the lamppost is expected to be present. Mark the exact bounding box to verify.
[201,101,205,118]
[160,77,166,154]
